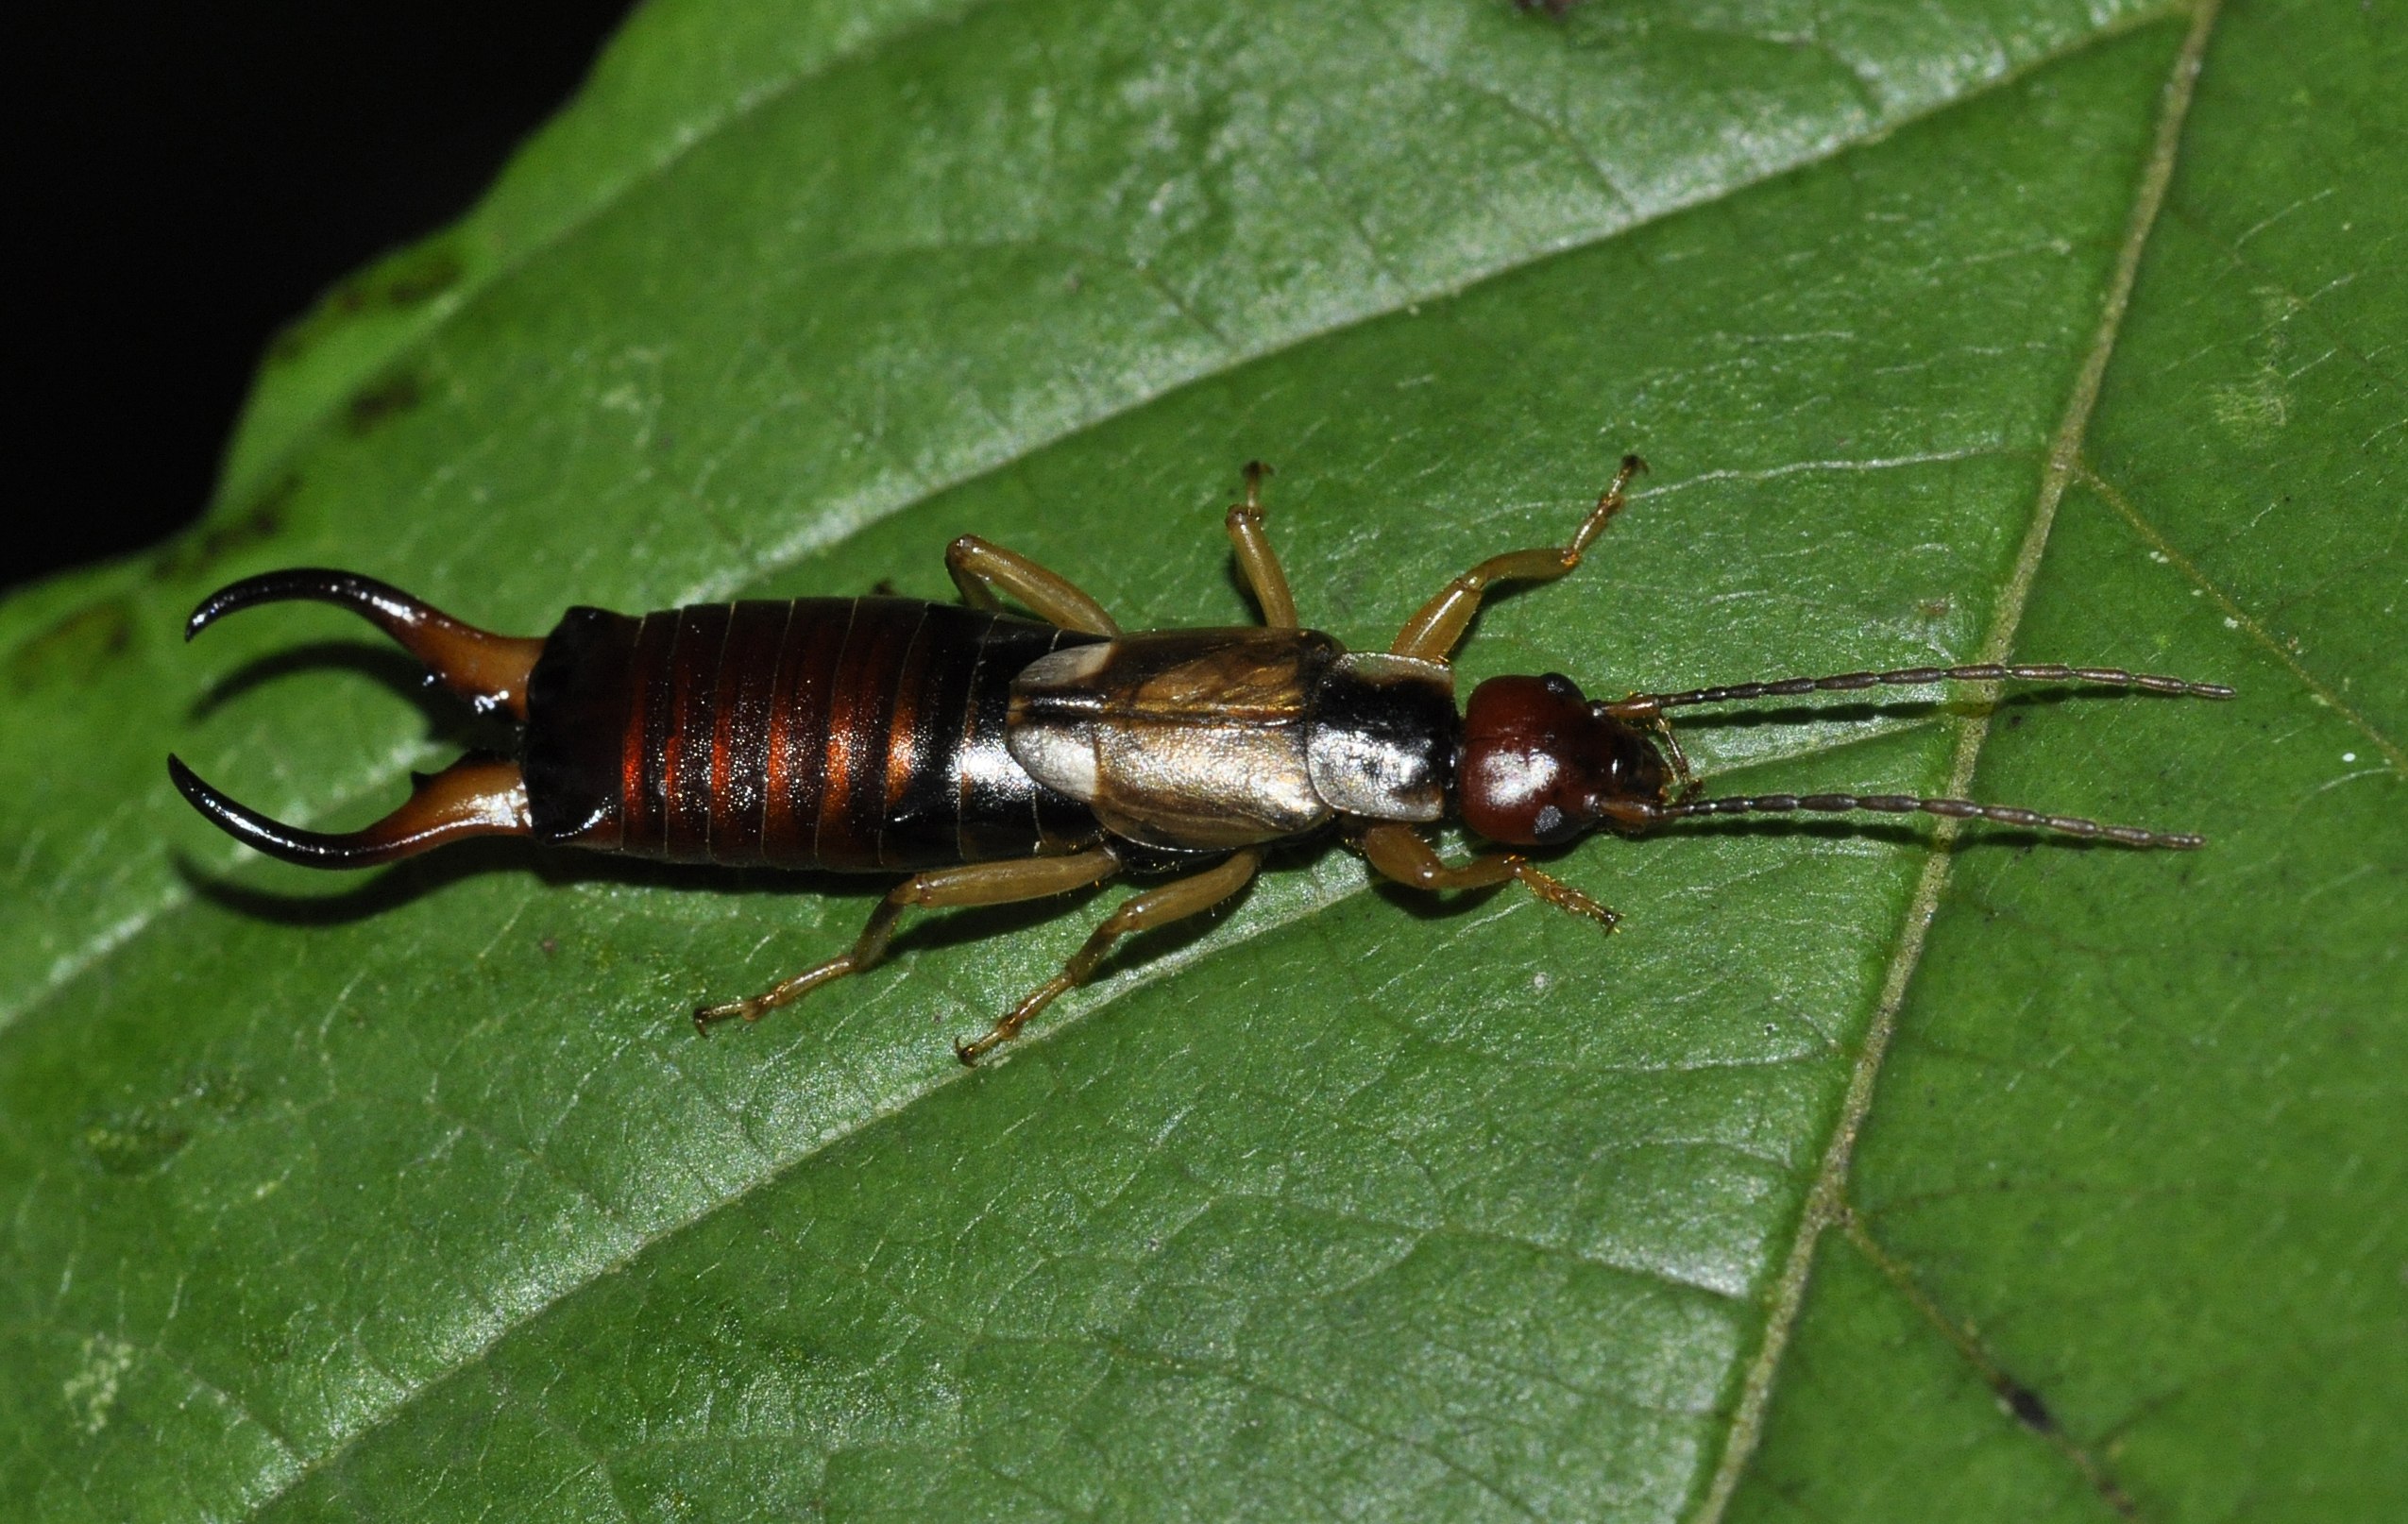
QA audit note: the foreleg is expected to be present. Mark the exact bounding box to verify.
[1390,453,1644,662]
[1356,822,1619,931]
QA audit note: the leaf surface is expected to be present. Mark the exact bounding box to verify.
[1,1,2398,1518]
[1725,3,2407,1517]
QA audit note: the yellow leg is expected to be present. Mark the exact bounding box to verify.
[1224,461,1299,630]
[956,848,1264,1064]
[946,536,1123,637]
[1645,713,1699,797]
[694,849,1122,1033]
[1356,822,1618,931]
[1390,453,1645,662]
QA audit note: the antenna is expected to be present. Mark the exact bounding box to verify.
[1606,663,2232,719]
[1632,790,2204,849]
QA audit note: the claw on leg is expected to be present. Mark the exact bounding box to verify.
[1508,858,1620,932]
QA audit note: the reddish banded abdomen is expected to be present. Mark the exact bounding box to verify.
[524,597,1101,870]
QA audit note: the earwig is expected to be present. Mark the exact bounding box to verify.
[172,456,2231,1061]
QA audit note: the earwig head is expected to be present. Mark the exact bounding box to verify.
[173,569,545,868]
[1457,673,1670,846]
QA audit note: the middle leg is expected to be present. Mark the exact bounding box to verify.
[946,535,1123,637]
[1223,460,1299,629]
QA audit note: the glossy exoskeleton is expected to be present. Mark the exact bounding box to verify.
[171,457,2232,1061]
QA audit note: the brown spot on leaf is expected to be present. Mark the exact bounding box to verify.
[267,240,466,364]
[1997,1377,2058,1434]
[6,596,135,693]
[80,1114,190,1177]
[345,370,426,434]
[151,474,299,582]
[77,1068,255,1177]
[379,244,466,306]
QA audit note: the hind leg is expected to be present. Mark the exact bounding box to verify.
[695,848,1123,1032]
[946,536,1122,637]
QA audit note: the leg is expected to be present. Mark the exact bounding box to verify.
[946,536,1122,637]
[1356,822,1619,931]
[694,848,1122,1032]
[1642,713,1699,798]
[1390,453,1645,662]
[956,848,1264,1064]
[1224,460,1299,629]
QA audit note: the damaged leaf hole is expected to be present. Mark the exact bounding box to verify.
[151,474,300,584]
[7,598,135,695]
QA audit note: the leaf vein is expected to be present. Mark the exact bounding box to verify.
[1691,3,2226,1516]
[2077,465,2406,775]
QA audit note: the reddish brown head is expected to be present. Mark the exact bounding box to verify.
[1456,674,1670,846]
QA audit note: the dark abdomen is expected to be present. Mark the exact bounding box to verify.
[523,598,1103,870]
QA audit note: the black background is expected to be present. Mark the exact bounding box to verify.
[8,1,638,596]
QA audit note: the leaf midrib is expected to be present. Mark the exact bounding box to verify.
[1693,2,2222,1515]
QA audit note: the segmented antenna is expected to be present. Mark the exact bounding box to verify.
[1611,663,2233,717]
[1640,791,2204,849]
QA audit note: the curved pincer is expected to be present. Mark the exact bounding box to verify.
[176,569,549,867]
[185,567,547,720]
[168,753,531,868]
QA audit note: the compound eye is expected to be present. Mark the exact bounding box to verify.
[1526,801,1580,845]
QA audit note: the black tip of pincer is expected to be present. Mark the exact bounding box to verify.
[183,567,420,644]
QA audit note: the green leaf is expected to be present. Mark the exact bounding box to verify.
[1722,4,2408,1519]
[1,0,2397,1517]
